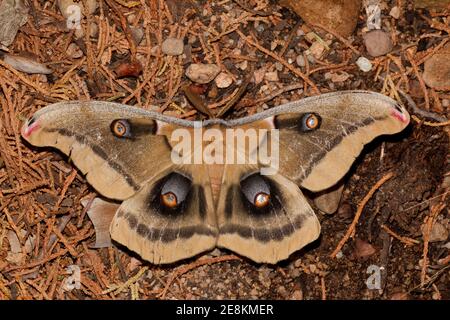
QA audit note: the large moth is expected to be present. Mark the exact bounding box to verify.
[21,91,410,264]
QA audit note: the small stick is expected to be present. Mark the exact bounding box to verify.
[51,226,78,257]
[412,115,450,127]
[330,172,394,258]
[421,203,446,286]
[102,266,148,295]
[311,23,360,55]
[396,86,447,122]
[320,277,326,300]
[381,224,420,246]
[53,169,77,212]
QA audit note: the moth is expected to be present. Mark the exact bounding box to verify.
[21,91,410,264]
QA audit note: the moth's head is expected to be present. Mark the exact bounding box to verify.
[388,99,409,125]
[21,114,43,145]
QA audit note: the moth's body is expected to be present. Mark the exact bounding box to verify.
[21,91,410,264]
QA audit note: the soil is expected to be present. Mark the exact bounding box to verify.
[0,0,448,300]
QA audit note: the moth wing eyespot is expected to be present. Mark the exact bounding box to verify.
[161,192,178,208]
[254,192,270,208]
[301,113,321,131]
[111,119,131,138]
[240,173,271,209]
[159,172,192,209]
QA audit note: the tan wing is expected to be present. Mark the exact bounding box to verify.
[271,91,410,191]
[21,101,180,200]
[216,164,320,263]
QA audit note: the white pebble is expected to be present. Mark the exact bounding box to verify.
[356,56,373,72]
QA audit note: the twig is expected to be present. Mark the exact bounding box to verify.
[53,169,77,212]
[381,224,420,246]
[311,23,360,55]
[330,172,394,258]
[421,203,446,286]
[412,115,450,127]
[102,266,149,295]
[320,276,326,300]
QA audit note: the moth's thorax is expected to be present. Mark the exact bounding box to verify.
[207,163,225,203]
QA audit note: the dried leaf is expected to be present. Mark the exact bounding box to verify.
[3,53,53,74]
[0,0,28,47]
[83,198,119,248]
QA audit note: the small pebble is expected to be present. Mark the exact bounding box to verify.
[253,68,266,84]
[354,238,377,258]
[291,290,303,300]
[67,43,83,59]
[264,71,279,82]
[422,221,449,242]
[423,44,450,89]
[432,292,441,300]
[186,63,220,84]
[389,6,401,19]
[275,62,283,72]
[270,40,279,51]
[237,60,248,70]
[390,292,409,300]
[131,27,144,46]
[89,22,99,38]
[336,251,344,259]
[58,0,97,20]
[363,30,393,57]
[308,41,326,60]
[161,37,184,56]
[126,13,136,24]
[296,55,305,67]
[356,56,373,72]
[215,72,233,88]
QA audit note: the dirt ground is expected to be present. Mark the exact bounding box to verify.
[0,0,449,300]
